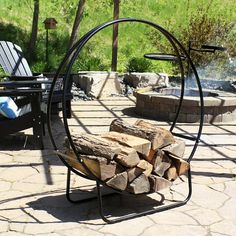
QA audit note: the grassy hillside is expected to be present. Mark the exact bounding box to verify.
[0,0,235,75]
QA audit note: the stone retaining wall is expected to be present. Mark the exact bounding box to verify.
[73,71,122,98]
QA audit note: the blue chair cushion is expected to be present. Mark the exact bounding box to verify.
[0,97,19,119]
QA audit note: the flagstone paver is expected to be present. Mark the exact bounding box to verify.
[0,96,236,236]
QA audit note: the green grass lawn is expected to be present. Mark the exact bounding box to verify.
[0,0,235,74]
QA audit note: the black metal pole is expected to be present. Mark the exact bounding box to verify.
[46,29,49,63]
[111,0,120,71]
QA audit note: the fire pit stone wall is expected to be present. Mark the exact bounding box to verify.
[135,88,236,123]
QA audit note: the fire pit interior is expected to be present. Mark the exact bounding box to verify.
[154,87,219,97]
[135,87,236,123]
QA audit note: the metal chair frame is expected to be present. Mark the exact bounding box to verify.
[0,80,45,149]
[47,18,204,223]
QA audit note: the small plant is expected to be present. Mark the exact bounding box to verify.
[125,57,153,72]
[0,66,9,82]
[31,61,47,73]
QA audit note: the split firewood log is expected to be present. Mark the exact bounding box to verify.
[114,145,141,168]
[137,159,153,177]
[102,131,151,157]
[110,118,175,150]
[126,173,150,194]
[164,150,190,176]
[151,150,172,177]
[164,164,178,181]
[161,139,185,158]
[70,134,141,168]
[106,171,128,191]
[58,149,121,181]
[149,174,172,192]
[126,166,144,182]
[64,134,121,160]
[142,149,156,163]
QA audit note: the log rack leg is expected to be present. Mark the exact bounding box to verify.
[96,170,192,224]
[66,168,98,203]
[65,168,117,204]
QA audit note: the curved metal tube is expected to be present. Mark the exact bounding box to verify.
[46,18,204,222]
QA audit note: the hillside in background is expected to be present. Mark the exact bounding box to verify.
[0,0,235,76]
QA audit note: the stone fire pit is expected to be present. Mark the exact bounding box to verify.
[135,87,236,123]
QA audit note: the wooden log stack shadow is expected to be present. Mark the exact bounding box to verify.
[62,118,189,194]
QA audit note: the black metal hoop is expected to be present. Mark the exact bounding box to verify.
[47,18,204,223]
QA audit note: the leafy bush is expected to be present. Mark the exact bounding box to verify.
[125,57,153,72]
[181,9,235,68]
[30,61,47,73]
[147,1,235,78]
[74,55,108,72]
[0,22,29,48]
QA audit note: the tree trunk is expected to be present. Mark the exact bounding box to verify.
[111,0,120,71]
[65,0,86,68]
[68,0,86,51]
[28,0,39,62]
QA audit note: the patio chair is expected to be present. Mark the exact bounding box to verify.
[0,80,45,149]
[0,40,73,117]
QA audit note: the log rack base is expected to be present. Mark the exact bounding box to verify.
[65,167,192,224]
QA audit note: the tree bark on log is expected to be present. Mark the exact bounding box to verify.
[134,119,176,149]
[65,134,121,160]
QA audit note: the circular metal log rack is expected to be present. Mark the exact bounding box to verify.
[47,18,204,223]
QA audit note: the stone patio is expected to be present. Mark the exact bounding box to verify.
[0,96,236,236]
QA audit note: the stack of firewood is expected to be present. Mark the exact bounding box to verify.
[62,119,189,194]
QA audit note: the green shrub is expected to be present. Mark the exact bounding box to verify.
[0,66,10,82]
[148,1,235,77]
[125,57,153,72]
[74,55,108,72]
[181,12,235,68]
[31,61,47,73]
[0,22,29,48]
